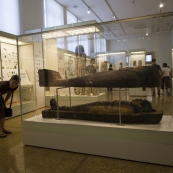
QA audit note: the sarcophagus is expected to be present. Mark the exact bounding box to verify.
[38,66,160,90]
[42,99,163,124]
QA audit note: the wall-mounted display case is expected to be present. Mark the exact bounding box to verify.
[18,16,173,166]
[0,31,38,117]
[18,34,45,114]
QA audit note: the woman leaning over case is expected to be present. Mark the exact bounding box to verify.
[0,75,20,138]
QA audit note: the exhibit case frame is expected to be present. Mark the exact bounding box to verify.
[19,13,173,166]
[0,31,38,117]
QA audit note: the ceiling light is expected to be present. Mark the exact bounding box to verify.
[118,39,120,41]
[42,26,100,39]
[146,33,148,36]
[112,15,115,19]
[73,5,78,8]
[160,3,163,7]
[124,39,126,41]
[0,37,25,45]
[97,52,126,56]
[160,0,163,8]
[87,8,90,14]
[131,51,145,55]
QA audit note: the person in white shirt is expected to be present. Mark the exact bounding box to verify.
[161,63,171,95]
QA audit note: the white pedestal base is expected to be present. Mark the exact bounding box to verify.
[22,115,173,166]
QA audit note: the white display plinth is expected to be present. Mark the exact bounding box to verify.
[45,93,105,107]
[22,115,173,166]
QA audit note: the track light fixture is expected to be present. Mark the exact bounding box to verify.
[87,8,90,14]
[160,0,163,8]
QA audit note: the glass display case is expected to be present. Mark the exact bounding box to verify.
[18,34,45,117]
[42,21,106,107]
[19,15,173,166]
[0,31,37,117]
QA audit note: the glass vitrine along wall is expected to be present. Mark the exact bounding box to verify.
[18,34,45,119]
[0,32,20,117]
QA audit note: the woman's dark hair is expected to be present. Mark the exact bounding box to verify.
[109,64,112,67]
[10,75,20,82]
[163,63,167,67]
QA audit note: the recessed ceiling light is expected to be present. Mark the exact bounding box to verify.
[159,0,163,8]
[146,33,148,36]
[160,3,163,7]
[73,5,78,8]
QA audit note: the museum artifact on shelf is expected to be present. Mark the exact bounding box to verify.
[39,66,163,124]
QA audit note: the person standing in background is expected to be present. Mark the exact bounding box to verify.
[86,58,96,74]
[119,62,123,69]
[161,63,171,95]
[85,59,99,96]
[107,64,113,91]
[151,59,162,96]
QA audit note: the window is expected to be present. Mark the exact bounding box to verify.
[67,11,77,24]
[67,36,78,52]
[44,0,63,28]
[0,0,20,34]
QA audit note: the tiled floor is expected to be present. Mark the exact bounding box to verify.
[1,91,173,173]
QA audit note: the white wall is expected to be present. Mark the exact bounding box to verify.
[107,32,172,67]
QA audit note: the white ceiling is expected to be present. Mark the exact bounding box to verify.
[55,0,173,22]
[54,0,173,39]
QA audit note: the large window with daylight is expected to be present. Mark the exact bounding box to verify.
[44,0,63,28]
[95,37,106,53]
[67,36,78,52]
[0,0,20,34]
[67,11,77,24]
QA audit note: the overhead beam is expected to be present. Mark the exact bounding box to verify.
[81,0,117,38]
[19,11,173,37]
[104,0,127,35]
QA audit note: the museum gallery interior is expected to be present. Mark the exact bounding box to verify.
[1,0,173,172]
